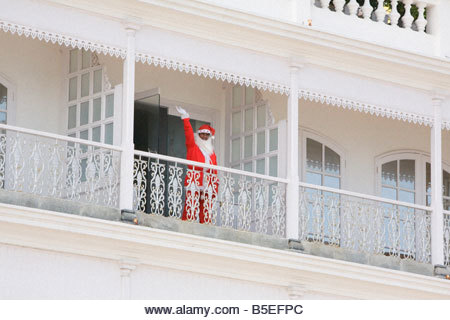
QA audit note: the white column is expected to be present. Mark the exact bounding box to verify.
[120,26,138,211]
[431,95,444,266]
[119,260,137,299]
[286,63,301,239]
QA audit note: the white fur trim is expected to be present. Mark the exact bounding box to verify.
[198,129,211,134]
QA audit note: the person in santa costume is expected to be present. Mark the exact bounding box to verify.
[176,106,218,223]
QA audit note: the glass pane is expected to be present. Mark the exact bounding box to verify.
[81,73,90,97]
[68,105,76,129]
[105,123,113,145]
[0,112,6,124]
[92,126,101,142]
[257,105,266,128]
[245,86,255,105]
[257,131,265,155]
[426,162,431,195]
[444,170,450,197]
[232,86,243,107]
[68,77,77,101]
[269,156,277,177]
[399,190,415,204]
[80,130,88,140]
[80,101,89,126]
[244,108,253,131]
[231,139,241,162]
[269,128,278,152]
[381,161,397,187]
[105,94,114,118]
[256,158,265,174]
[69,49,78,73]
[93,69,102,94]
[0,83,7,110]
[381,187,397,201]
[325,146,340,176]
[244,135,253,158]
[231,112,241,135]
[82,49,90,69]
[93,98,101,122]
[306,138,322,171]
[243,162,253,172]
[306,171,321,186]
[324,175,340,189]
[399,159,415,190]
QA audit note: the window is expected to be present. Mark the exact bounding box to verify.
[305,138,341,189]
[0,83,7,124]
[67,49,115,145]
[303,134,344,243]
[381,159,416,204]
[377,153,449,258]
[377,153,450,207]
[229,85,278,177]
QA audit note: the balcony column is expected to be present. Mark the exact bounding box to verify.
[286,62,301,239]
[431,94,444,266]
[120,25,138,211]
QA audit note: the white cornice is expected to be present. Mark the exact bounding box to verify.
[0,20,126,58]
[1,203,449,299]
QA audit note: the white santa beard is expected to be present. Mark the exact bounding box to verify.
[194,133,214,156]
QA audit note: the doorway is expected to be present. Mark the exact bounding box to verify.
[133,94,211,215]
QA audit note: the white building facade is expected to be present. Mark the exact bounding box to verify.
[1,0,450,299]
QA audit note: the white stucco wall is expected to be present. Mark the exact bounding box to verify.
[0,32,64,133]
[0,243,287,300]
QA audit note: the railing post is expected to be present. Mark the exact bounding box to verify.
[120,25,138,211]
[431,94,444,266]
[286,61,302,239]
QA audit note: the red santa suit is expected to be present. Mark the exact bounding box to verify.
[181,119,218,224]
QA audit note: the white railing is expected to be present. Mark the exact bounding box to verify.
[317,0,432,33]
[0,124,121,208]
[444,210,450,266]
[299,181,432,263]
[133,150,288,237]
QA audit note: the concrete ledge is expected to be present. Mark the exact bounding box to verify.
[135,212,289,251]
[301,241,434,277]
[0,189,121,222]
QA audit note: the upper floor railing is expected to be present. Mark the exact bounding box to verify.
[133,150,288,237]
[1,123,449,269]
[0,124,121,208]
[299,181,432,264]
[317,0,432,33]
[199,0,444,56]
[444,210,450,266]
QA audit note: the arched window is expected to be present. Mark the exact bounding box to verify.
[376,152,450,207]
[302,132,344,189]
[301,132,344,244]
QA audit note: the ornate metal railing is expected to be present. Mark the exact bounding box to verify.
[444,210,450,266]
[299,182,432,263]
[0,124,121,208]
[133,150,288,237]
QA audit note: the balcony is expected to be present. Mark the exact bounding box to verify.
[1,123,449,277]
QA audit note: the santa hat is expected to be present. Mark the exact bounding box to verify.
[197,124,215,138]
